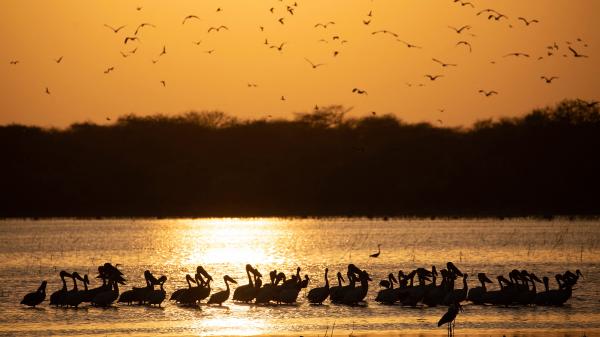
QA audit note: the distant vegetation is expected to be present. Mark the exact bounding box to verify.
[1,99,599,218]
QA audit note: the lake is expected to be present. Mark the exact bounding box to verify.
[0,218,598,336]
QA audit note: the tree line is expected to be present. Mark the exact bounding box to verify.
[1,99,599,218]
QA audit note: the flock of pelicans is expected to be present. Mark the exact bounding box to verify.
[20,262,583,334]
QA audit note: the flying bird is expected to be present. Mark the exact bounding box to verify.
[104,66,114,74]
[45,87,51,95]
[397,39,422,48]
[352,88,368,95]
[134,23,156,35]
[456,41,472,52]
[205,49,215,54]
[160,80,166,87]
[448,25,471,34]
[362,19,371,25]
[315,22,335,28]
[477,9,500,16]
[159,45,166,56]
[425,74,444,81]
[504,52,530,58]
[432,58,457,67]
[304,58,325,69]
[278,17,285,25]
[208,26,229,33]
[518,17,539,26]
[120,51,129,58]
[568,46,588,58]
[270,42,286,52]
[479,90,498,96]
[372,30,398,37]
[182,15,200,25]
[54,56,63,64]
[124,36,139,44]
[104,24,126,33]
[488,14,508,21]
[193,40,202,46]
[460,1,474,7]
[9,60,19,65]
[541,76,559,83]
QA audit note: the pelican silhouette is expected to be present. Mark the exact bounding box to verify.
[369,244,381,258]
[182,15,200,25]
[375,273,398,304]
[518,17,539,26]
[208,26,228,33]
[352,88,368,95]
[372,30,398,37]
[124,36,139,44]
[329,272,345,303]
[425,75,444,81]
[342,268,372,305]
[21,281,47,307]
[314,22,335,28]
[467,273,492,304]
[233,264,256,302]
[207,275,237,306]
[541,76,559,83]
[307,268,329,304]
[147,275,167,307]
[504,52,530,58]
[433,58,457,67]
[170,274,197,303]
[448,25,471,34]
[304,58,325,69]
[397,39,422,48]
[134,23,155,35]
[479,90,498,97]
[568,46,588,58]
[456,41,472,52]
[50,271,71,306]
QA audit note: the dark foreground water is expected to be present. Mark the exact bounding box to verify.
[0,218,599,336]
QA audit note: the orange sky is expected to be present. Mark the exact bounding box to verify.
[1,0,599,127]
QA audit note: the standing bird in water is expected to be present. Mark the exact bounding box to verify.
[21,281,47,307]
[307,268,330,304]
[438,302,463,336]
[207,275,237,306]
[370,244,381,258]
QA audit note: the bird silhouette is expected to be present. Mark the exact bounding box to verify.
[568,46,588,58]
[193,40,202,46]
[433,58,457,67]
[518,17,539,26]
[134,23,156,35]
[397,39,422,48]
[352,88,368,95]
[448,25,471,34]
[504,52,530,58]
[278,18,285,25]
[541,76,559,83]
[119,51,129,58]
[104,66,114,74]
[304,58,325,69]
[460,1,474,7]
[372,30,398,37]
[159,45,166,56]
[270,42,286,52]
[160,80,166,87]
[104,24,126,33]
[456,41,472,52]
[362,19,371,25]
[333,51,339,57]
[369,244,381,258]
[9,60,19,65]
[208,26,228,33]
[438,302,463,336]
[45,87,51,95]
[488,14,508,21]
[54,56,63,64]
[205,49,215,54]
[123,36,139,44]
[425,74,444,81]
[479,90,498,97]
[477,9,500,16]
[314,22,335,28]
[182,15,200,25]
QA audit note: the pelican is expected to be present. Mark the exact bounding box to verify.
[148,275,167,307]
[91,265,126,307]
[444,273,468,304]
[307,268,329,304]
[375,273,397,304]
[191,266,213,302]
[207,275,237,306]
[438,302,462,336]
[50,271,71,306]
[233,264,256,302]
[119,270,153,305]
[467,273,492,304]
[328,272,345,303]
[64,272,88,307]
[171,274,196,302]
[343,266,372,305]
[21,281,47,307]
[332,270,355,303]
[255,271,283,304]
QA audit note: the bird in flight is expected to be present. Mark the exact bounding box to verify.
[160,80,166,87]
[124,36,139,44]
[120,51,129,58]
[136,6,142,11]
[459,1,474,7]
[270,42,286,52]
[104,66,114,74]
[45,87,51,95]
[278,17,285,25]
[479,90,498,97]
[134,23,156,35]
[205,49,215,54]
[104,24,126,34]
[9,60,19,65]
[193,40,202,46]
[280,95,286,101]
[448,25,471,34]
[208,26,228,33]
[129,47,138,54]
[247,83,258,88]
[424,74,444,81]
[397,39,421,48]
[216,7,222,12]
[518,17,539,26]
[432,58,457,67]
[352,88,368,95]
[54,56,63,64]
[488,14,508,21]
[541,76,559,83]
[456,41,472,52]
[182,15,200,25]
[314,22,335,28]
[568,46,588,58]
[304,58,325,69]
[159,45,166,56]
[504,52,530,58]
[372,30,398,37]
[333,51,339,57]
[477,8,500,16]
[362,19,371,25]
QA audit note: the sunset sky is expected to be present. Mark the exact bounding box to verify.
[1,0,598,127]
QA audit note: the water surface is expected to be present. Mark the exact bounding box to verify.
[0,218,598,336]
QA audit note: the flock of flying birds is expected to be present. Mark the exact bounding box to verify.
[5,1,594,121]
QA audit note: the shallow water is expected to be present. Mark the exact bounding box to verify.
[0,218,599,337]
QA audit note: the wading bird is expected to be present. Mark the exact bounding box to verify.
[370,244,381,258]
[438,302,463,336]
[21,281,47,307]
